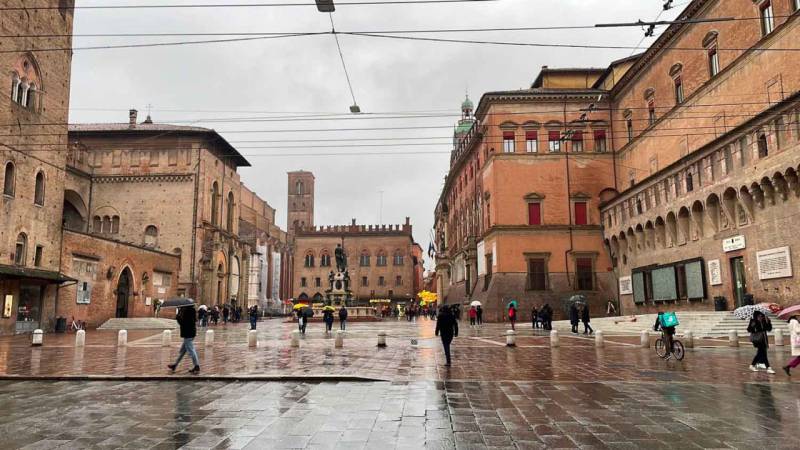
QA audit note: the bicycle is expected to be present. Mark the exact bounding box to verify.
[655,332,685,360]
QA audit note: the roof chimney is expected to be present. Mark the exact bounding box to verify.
[129,109,138,129]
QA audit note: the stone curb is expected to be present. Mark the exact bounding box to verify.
[0,374,388,383]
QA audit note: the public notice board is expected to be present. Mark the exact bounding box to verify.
[619,276,633,295]
[756,246,793,280]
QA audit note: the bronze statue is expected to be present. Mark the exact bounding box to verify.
[335,244,347,272]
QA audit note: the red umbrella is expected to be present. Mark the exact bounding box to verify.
[777,304,800,319]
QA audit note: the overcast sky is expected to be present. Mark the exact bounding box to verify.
[68,0,681,269]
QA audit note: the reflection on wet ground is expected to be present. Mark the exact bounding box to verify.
[1,380,799,449]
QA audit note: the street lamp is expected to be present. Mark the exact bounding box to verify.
[315,0,335,12]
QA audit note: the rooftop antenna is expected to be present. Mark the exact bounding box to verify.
[378,190,384,225]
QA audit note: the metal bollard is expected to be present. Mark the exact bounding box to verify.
[683,330,694,349]
[291,330,300,348]
[640,330,650,348]
[550,330,559,347]
[335,330,344,348]
[117,329,127,347]
[161,330,171,347]
[75,329,86,347]
[594,330,604,348]
[377,330,387,348]
[205,329,215,347]
[31,329,43,346]
[728,330,739,347]
[248,330,258,348]
[774,329,784,346]
[506,329,517,347]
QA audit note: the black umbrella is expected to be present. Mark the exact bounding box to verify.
[161,298,196,309]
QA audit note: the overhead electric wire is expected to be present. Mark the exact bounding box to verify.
[0,0,499,10]
[329,13,359,109]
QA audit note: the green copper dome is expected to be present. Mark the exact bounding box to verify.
[455,121,473,134]
[461,95,474,111]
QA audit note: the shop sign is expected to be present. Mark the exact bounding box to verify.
[722,235,746,252]
[708,259,722,285]
[757,246,793,280]
[619,276,633,295]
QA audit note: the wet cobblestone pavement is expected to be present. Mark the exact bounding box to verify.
[1,320,799,449]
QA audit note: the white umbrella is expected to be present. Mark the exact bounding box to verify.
[198,304,208,311]
[470,300,481,307]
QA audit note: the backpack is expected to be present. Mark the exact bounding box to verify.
[508,308,515,318]
[660,312,679,328]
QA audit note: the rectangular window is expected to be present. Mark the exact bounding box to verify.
[168,151,178,166]
[360,255,370,267]
[576,257,593,290]
[686,172,694,192]
[34,246,43,267]
[528,202,541,225]
[757,132,769,158]
[361,276,368,287]
[525,130,538,153]
[571,131,583,152]
[315,277,321,288]
[648,101,656,126]
[378,276,385,286]
[574,201,588,225]
[301,277,307,287]
[761,1,775,35]
[395,276,402,286]
[626,118,634,142]
[112,151,121,167]
[674,77,684,103]
[593,130,607,152]
[527,259,547,291]
[150,151,159,167]
[502,131,515,153]
[708,47,720,76]
[548,130,561,152]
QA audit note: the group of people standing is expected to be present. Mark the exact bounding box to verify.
[467,305,483,326]
[569,303,593,335]
[197,304,251,327]
[530,304,554,330]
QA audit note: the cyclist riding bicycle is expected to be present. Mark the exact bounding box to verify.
[654,311,677,360]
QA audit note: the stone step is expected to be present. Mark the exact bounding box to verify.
[97,318,178,330]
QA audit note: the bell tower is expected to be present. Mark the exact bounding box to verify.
[287,171,315,235]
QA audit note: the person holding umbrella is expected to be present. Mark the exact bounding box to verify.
[468,306,477,327]
[248,304,258,330]
[569,303,580,334]
[581,303,594,335]
[163,299,200,374]
[779,306,800,375]
[507,300,518,330]
[435,305,459,366]
[323,306,335,334]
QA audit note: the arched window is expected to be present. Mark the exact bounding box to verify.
[10,73,20,104]
[210,181,220,226]
[144,225,158,246]
[93,215,102,232]
[26,83,36,109]
[102,216,111,233]
[304,252,315,268]
[623,109,633,142]
[360,250,370,267]
[226,191,235,231]
[296,180,304,195]
[757,130,769,158]
[320,251,331,267]
[376,251,388,267]
[14,233,27,266]
[670,63,684,104]
[703,31,720,77]
[644,88,656,126]
[3,162,15,196]
[111,215,120,234]
[393,250,404,266]
[33,171,45,206]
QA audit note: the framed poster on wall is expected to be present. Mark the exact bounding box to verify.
[3,295,12,318]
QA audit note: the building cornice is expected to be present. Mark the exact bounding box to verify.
[92,174,194,183]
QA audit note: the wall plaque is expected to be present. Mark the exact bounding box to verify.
[619,276,633,295]
[708,259,722,285]
[722,235,746,252]
[757,246,792,280]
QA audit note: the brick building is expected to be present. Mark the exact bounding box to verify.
[436,0,800,319]
[288,172,424,304]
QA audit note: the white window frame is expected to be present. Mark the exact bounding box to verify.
[760,1,775,35]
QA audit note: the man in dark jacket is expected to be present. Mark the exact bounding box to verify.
[569,304,580,334]
[581,304,593,335]
[249,305,258,330]
[168,305,200,374]
[747,310,774,373]
[435,306,459,366]
[339,306,348,330]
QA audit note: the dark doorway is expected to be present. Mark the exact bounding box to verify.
[730,256,748,307]
[116,268,132,318]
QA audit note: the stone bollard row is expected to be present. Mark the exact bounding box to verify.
[640,330,650,348]
[335,330,344,348]
[31,329,44,346]
[291,330,300,348]
[75,329,86,347]
[161,330,171,347]
[205,329,215,347]
[248,330,258,348]
[729,330,739,347]
[506,330,517,347]
[550,330,559,347]
[594,330,604,348]
[683,330,694,349]
[117,329,127,347]
[377,331,387,348]
[774,329,784,346]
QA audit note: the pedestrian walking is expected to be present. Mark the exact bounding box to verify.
[531,306,539,329]
[581,304,594,335]
[469,306,477,327]
[323,308,334,333]
[222,305,230,324]
[198,305,208,327]
[249,305,258,330]
[782,314,800,376]
[508,304,517,331]
[211,306,220,325]
[606,299,617,316]
[168,305,200,374]
[339,306,348,330]
[435,306,459,366]
[747,311,775,374]
[476,305,482,325]
[541,304,553,331]
[569,303,580,334]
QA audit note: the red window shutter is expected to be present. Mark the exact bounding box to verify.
[525,131,538,140]
[548,130,560,141]
[503,131,515,140]
[574,201,588,225]
[594,130,606,140]
[571,131,583,142]
[528,203,541,225]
